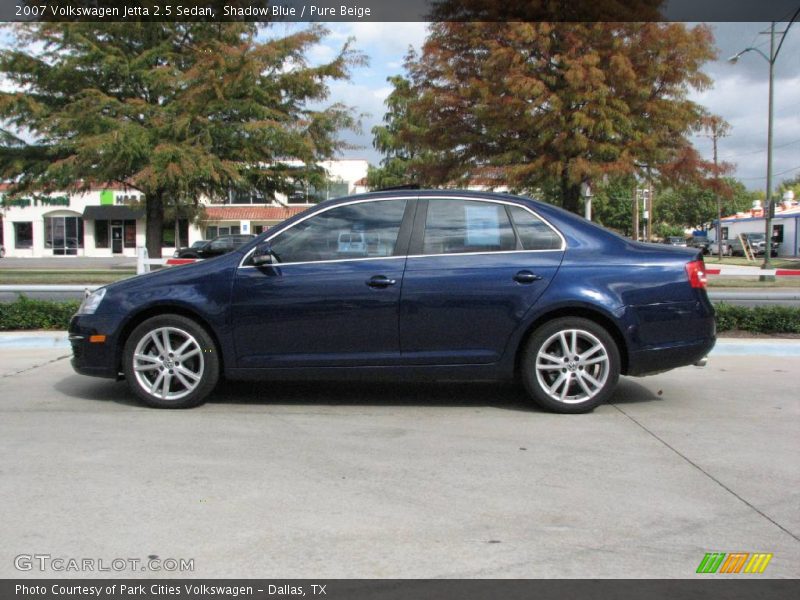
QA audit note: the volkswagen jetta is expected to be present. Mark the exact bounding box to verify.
[69,191,715,413]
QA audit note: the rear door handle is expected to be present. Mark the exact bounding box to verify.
[514,270,542,284]
[366,275,397,288]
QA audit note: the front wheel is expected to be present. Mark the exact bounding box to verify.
[520,317,620,413]
[122,314,219,408]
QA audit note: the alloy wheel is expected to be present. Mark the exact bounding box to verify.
[534,328,611,404]
[132,327,204,401]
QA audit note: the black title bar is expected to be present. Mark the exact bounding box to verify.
[2,0,800,22]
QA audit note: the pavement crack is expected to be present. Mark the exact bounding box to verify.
[1,354,71,378]
[610,402,800,544]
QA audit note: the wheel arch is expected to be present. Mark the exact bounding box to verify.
[514,305,629,376]
[115,304,225,375]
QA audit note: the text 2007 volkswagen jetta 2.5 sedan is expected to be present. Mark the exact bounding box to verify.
[70,191,715,413]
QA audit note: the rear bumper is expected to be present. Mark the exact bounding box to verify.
[627,336,716,376]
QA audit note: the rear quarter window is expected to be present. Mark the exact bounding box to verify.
[508,206,562,251]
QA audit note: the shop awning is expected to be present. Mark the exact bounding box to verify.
[83,205,145,220]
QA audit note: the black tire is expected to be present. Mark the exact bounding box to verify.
[122,314,219,408]
[520,317,620,414]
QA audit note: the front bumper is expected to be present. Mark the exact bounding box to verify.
[69,314,121,379]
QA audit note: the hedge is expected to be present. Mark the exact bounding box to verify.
[1,296,800,335]
[0,296,80,331]
[713,303,800,334]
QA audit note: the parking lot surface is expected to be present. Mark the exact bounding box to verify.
[0,349,798,578]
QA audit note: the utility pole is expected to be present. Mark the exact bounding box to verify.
[646,168,653,242]
[701,116,731,262]
[632,185,639,241]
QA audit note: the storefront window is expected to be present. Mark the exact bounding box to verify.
[44,216,84,255]
[205,225,240,239]
[124,219,136,248]
[161,219,189,248]
[95,220,109,248]
[14,222,33,248]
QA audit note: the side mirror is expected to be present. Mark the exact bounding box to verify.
[252,242,275,266]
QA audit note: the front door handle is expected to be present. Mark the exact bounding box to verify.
[514,270,542,284]
[367,275,397,288]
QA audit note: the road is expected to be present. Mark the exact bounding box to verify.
[0,348,798,579]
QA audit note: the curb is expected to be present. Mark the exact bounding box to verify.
[1,332,800,355]
[706,266,800,277]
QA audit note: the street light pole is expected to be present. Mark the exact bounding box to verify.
[764,21,775,269]
[729,10,799,270]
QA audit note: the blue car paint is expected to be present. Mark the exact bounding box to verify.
[69,190,715,384]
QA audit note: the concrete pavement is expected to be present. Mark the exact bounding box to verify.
[0,348,797,579]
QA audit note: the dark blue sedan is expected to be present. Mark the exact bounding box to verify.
[69,190,715,413]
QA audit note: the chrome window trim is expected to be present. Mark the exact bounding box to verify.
[238,195,566,269]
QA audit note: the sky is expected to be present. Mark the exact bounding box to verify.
[270,21,800,191]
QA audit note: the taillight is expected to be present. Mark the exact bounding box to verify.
[685,259,707,289]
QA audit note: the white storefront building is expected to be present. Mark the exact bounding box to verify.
[709,192,800,258]
[0,159,368,258]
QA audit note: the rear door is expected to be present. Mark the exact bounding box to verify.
[399,197,565,365]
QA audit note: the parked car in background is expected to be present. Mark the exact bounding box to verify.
[687,236,710,255]
[0,245,5,258]
[742,232,779,257]
[710,233,778,258]
[70,191,715,414]
[174,234,255,259]
[663,236,687,247]
[173,240,207,258]
[708,239,734,256]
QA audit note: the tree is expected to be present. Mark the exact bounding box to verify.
[368,74,433,190]
[778,172,800,200]
[377,21,717,213]
[654,178,756,232]
[0,22,362,256]
[590,176,636,236]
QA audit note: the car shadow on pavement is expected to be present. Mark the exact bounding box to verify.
[55,374,663,411]
[55,374,143,407]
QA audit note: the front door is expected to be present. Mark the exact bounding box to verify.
[231,199,413,368]
[111,226,123,254]
[399,198,565,365]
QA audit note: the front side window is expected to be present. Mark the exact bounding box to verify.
[267,200,407,264]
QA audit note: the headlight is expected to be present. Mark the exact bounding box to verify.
[77,288,107,315]
[173,250,180,257]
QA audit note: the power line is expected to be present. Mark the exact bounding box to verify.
[719,138,800,160]
[738,164,800,180]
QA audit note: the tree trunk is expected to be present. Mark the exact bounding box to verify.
[560,173,582,214]
[145,190,164,258]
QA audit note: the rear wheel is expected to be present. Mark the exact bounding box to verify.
[520,317,620,413]
[123,314,219,408]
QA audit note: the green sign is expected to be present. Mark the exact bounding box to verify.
[100,190,114,205]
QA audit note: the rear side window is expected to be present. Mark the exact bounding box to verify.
[507,206,562,250]
[423,200,516,255]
